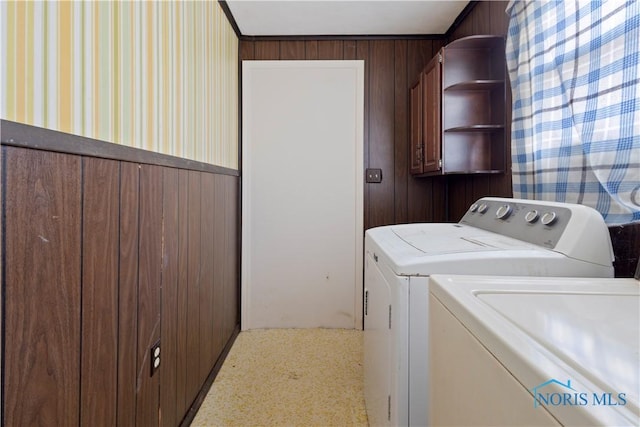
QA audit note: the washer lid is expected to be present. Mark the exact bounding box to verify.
[365,223,582,277]
[429,275,640,427]
[391,223,541,255]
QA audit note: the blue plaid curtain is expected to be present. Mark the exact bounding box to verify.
[506,0,640,225]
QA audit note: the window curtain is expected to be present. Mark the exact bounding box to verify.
[506,0,640,225]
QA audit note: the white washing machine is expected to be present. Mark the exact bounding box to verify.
[364,197,615,427]
[428,273,639,427]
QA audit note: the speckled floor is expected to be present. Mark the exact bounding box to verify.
[191,329,368,427]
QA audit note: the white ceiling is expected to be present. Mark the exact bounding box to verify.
[225,1,471,36]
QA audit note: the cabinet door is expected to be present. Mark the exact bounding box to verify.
[422,53,442,173]
[409,76,423,175]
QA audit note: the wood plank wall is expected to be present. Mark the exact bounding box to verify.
[3,148,82,426]
[2,143,240,425]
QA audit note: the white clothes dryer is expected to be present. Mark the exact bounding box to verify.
[428,273,639,427]
[364,197,615,427]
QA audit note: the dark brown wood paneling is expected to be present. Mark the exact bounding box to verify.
[450,13,474,41]
[117,161,139,426]
[490,1,510,34]
[394,40,409,223]
[3,147,81,426]
[474,1,493,34]
[160,167,179,427]
[431,176,448,222]
[368,40,396,228]
[280,40,306,60]
[136,164,163,427]
[213,175,226,355]
[471,175,491,207]
[81,157,120,426]
[357,40,371,229]
[255,40,280,60]
[318,40,344,59]
[491,79,513,198]
[489,2,513,199]
[223,176,240,340]
[447,175,470,221]
[176,169,190,417]
[1,129,241,427]
[186,170,202,403]
[240,41,255,61]
[200,172,216,379]
[305,40,318,59]
[177,326,240,427]
[344,40,357,60]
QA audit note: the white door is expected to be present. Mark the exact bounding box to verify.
[241,61,364,330]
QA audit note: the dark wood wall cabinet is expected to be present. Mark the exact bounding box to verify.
[410,35,507,176]
[1,123,240,426]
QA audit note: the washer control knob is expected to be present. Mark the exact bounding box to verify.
[495,204,512,220]
[477,203,489,214]
[469,203,479,213]
[541,211,558,226]
[524,210,539,223]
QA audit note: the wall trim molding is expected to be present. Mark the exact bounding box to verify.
[239,34,446,41]
[218,0,242,39]
[179,325,241,427]
[0,120,240,176]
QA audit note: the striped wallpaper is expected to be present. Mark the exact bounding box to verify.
[1,1,238,169]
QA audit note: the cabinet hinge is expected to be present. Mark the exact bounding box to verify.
[438,53,443,63]
[388,305,392,329]
[364,289,369,316]
[438,159,442,168]
[388,395,391,421]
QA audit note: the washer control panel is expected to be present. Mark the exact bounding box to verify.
[459,198,572,249]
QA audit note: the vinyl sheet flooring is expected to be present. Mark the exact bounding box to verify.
[192,329,369,427]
